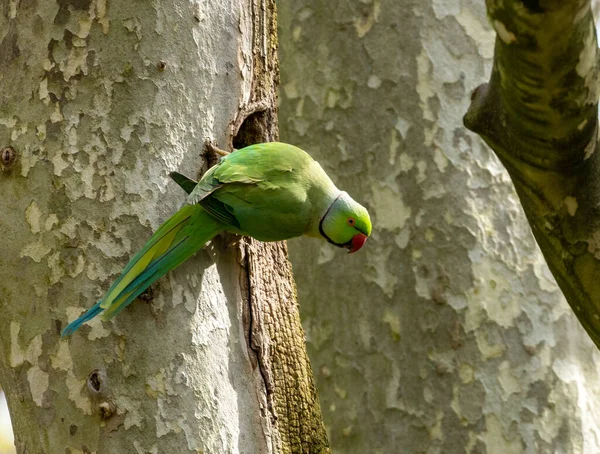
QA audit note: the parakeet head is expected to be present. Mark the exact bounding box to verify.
[319,192,372,253]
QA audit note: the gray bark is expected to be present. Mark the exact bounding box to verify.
[0,1,328,453]
[279,0,600,453]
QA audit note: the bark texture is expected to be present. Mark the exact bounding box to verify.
[465,1,600,349]
[279,0,600,452]
[0,1,328,453]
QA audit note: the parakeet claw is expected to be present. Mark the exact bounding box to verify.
[204,140,229,170]
[206,142,230,157]
[204,141,230,169]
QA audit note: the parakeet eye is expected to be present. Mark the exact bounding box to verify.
[347,217,355,226]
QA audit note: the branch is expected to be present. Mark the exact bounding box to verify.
[465,0,600,347]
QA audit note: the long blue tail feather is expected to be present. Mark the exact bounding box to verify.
[61,301,103,337]
[100,236,195,320]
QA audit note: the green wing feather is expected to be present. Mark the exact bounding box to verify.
[199,197,240,228]
[188,165,223,204]
[182,143,306,230]
[173,143,327,241]
[170,170,239,226]
[169,171,197,195]
[187,143,305,202]
[213,143,296,186]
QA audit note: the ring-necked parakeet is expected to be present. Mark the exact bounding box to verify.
[61,142,371,336]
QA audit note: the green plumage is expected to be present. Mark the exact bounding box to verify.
[189,143,336,240]
[62,142,371,336]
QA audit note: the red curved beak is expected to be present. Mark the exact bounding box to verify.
[349,233,368,253]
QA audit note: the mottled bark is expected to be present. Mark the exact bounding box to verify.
[279,0,600,453]
[0,1,327,453]
[465,1,600,348]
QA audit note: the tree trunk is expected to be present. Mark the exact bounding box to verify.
[278,1,600,452]
[0,1,329,453]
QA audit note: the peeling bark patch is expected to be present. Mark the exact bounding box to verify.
[564,196,578,216]
[53,2,70,26]
[0,21,19,66]
[27,366,49,407]
[586,231,600,258]
[575,23,598,104]
[10,322,43,369]
[371,185,410,231]
[492,20,516,44]
[9,322,24,368]
[25,201,43,234]
[354,0,381,38]
[583,127,597,160]
[576,25,596,79]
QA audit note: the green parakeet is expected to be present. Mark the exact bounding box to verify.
[62,142,371,336]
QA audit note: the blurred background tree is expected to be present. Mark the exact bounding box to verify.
[279,0,600,452]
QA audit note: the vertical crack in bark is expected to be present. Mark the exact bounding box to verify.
[243,239,276,418]
[243,240,330,453]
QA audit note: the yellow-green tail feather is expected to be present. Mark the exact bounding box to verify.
[61,205,224,336]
